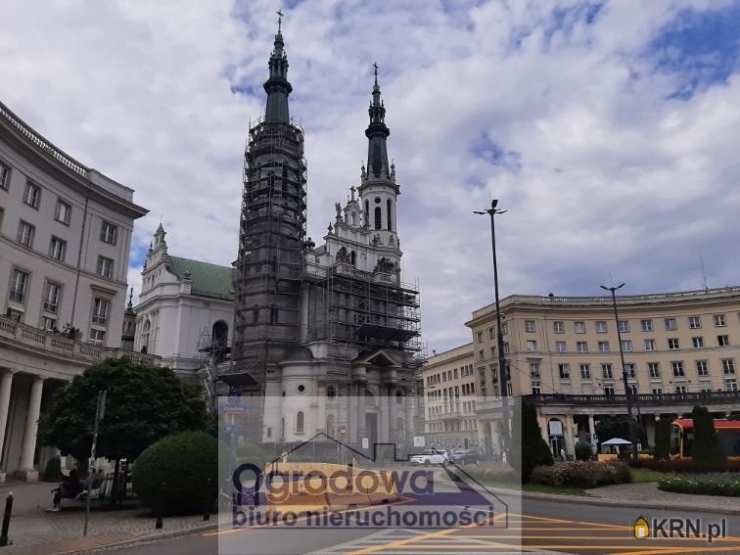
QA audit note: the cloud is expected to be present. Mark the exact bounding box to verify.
[2,0,740,352]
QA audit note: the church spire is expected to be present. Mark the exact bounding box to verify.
[264,10,292,124]
[365,63,390,179]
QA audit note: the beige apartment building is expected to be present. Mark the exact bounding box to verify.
[0,100,149,479]
[421,343,479,450]
[421,287,740,458]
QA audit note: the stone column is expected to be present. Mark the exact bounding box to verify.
[0,370,15,481]
[20,376,44,481]
[564,414,576,458]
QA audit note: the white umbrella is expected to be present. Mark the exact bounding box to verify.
[601,437,632,446]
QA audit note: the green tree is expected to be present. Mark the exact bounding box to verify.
[40,357,208,464]
[511,400,553,483]
[595,415,646,447]
[653,418,672,460]
[690,405,725,465]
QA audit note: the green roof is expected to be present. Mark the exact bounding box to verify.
[167,256,234,300]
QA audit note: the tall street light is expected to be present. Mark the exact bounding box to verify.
[475,200,509,459]
[600,282,638,461]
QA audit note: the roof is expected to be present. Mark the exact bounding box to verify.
[167,256,234,300]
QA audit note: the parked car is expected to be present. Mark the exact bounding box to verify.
[410,449,448,465]
[448,448,480,465]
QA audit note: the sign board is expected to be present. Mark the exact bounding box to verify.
[413,436,426,447]
[361,437,369,449]
[548,419,563,437]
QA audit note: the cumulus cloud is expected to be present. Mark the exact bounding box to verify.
[2,0,739,352]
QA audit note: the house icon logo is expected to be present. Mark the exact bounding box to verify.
[634,516,650,539]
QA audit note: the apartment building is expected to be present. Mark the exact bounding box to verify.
[0,100,148,478]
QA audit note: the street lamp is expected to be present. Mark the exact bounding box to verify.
[600,282,639,461]
[475,200,509,458]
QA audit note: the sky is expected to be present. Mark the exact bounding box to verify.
[2,0,740,353]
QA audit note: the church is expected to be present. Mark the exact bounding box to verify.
[136,21,423,450]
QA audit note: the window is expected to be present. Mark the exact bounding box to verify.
[604,386,615,398]
[9,269,29,304]
[97,256,114,279]
[43,281,61,313]
[558,363,570,380]
[675,385,687,394]
[640,319,653,332]
[503,342,509,354]
[664,318,677,331]
[601,363,613,379]
[644,339,655,351]
[23,181,41,209]
[41,316,57,331]
[668,338,680,350]
[49,236,67,262]
[296,411,305,433]
[525,320,536,333]
[726,380,738,392]
[478,350,484,361]
[692,336,704,349]
[574,321,586,334]
[476,331,482,343]
[529,361,540,379]
[555,341,566,353]
[722,359,736,375]
[553,320,565,334]
[531,383,541,395]
[52,201,71,227]
[718,334,730,347]
[621,340,633,352]
[576,341,588,353]
[374,206,381,229]
[652,388,663,395]
[488,327,494,339]
[672,361,685,377]
[386,199,392,231]
[598,341,610,353]
[696,360,709,377]
[625,363,636,378]
[0,160,10,190]
[648,362,660,378]
[502,323,509,335]
[596,321,608,333]
[17,220,35,248]
[580,364,591,380]
[6,308,22,322]
[526,340,537,352]
[92,297,110,325]
[714,314,726,327]
[618,320,630,333]
[89,328,105,344]
[100,221,118,245]
[688,316,702,329]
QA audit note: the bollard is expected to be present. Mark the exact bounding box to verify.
[0,492,13,546]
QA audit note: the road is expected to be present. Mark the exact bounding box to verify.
[104,493,740,555]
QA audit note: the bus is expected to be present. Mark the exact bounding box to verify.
[671,418,740,459]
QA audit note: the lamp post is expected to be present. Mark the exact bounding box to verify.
[600,283,638,461]
[475,200,509,459]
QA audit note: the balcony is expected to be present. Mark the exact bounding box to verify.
[524,391,740,407]
[0,316,160,367]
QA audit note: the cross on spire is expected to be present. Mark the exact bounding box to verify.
[373,62,379,85]
[277,9,283,32]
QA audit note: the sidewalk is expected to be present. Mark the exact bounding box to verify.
[588,481,740,512]
[0,480,215,554]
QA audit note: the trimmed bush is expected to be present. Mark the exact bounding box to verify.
[43,456,62,482]
[575,441,592,461]
[691,406,725,465]
[632,458,740,474]
[654,418,672,460]
[133,431,218,516]
[659,474,740,497]
[530,461,631,489]
[511,401,553,483]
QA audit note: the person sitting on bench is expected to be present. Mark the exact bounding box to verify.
[50,468,84,511]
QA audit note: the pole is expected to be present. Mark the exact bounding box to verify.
[603,285,638,462]
[83,390,107,537]
[0,492,13,546]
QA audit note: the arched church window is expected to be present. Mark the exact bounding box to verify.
[364,200,369,226]
[374,207,381,230]
[350,251,356,266]
[387,199,392,231]
[212,320,229,363]
[296,411,304,434]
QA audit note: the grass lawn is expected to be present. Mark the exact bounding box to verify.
[630,467,669,483]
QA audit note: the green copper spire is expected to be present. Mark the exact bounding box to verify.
[366,63,390,178]
[264,10,292,123]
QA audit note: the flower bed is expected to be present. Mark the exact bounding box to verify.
[530,461,631,489]
[631,458,740,474]
[658,474,740,497]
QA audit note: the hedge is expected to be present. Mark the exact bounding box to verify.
[631,458,740,474]
[530,461,631,489]
[659,474,740,497]
[133,431,218,516]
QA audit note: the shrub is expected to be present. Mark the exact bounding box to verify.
[133,431,218,516]
[43,456,62,482]
[511,401,553,483]
[630,458,740,474]
[659,474,740,497]
[691,406,725,465]
[575,441,592,461]
[654,418,672,460]
[530,461,631,489]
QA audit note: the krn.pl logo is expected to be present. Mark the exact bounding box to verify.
[634,516,650,539]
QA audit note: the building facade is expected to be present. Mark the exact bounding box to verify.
[0,99,148,478]
[134,224,234,380]
[220,26,422,450]
[464,287,740,457]
[421,343,480,450]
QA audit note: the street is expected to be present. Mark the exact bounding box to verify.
[106,494,740,555]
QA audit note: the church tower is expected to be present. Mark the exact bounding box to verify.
[231,18,307,392]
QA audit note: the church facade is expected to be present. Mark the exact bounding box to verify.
[220,25,423,449]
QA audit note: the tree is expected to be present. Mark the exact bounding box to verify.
[595,415,646,447]
[690,405,725,465]
[654,418,672,460]
[510,400,553,483]
[40,357,209,465]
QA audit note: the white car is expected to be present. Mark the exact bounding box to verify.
[410,449,448,465]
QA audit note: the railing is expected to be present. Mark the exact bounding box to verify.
[524,391,740,406]
[0,315,160,367]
